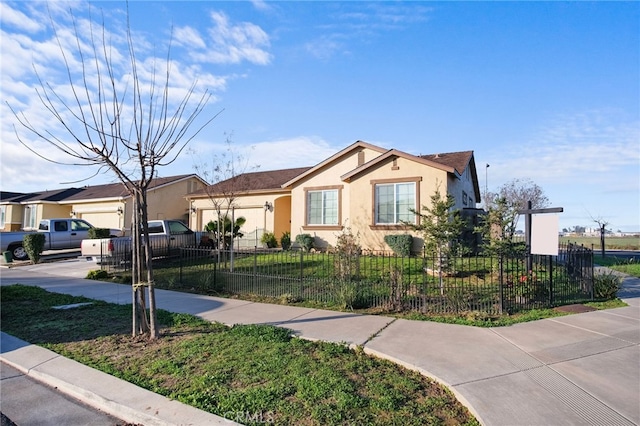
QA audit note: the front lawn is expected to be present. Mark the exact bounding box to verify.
[0,284,478,426]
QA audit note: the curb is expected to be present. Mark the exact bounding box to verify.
[0,332,238,426]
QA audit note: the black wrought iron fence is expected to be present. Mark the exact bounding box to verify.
[95,237,593,314]
[171,241,593,314]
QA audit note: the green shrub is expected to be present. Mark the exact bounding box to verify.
[86,269,110,280]
[593,270,622,300]
[281,231,291,250]
[295,233,314,252]
[261,231,278,248]
[23,233,45,264]
[334,227,361,280]
[384,234,413,257]
[204,220,217,233]
[88,228,112,239]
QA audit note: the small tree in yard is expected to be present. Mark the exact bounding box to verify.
[190,135,259,256]
[476,196,524,258]
[406,186,466,294]
[7,6,218,339]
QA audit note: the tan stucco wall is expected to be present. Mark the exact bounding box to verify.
[1,205,23,231]
[273,195,291,240]
[289,152,456,251]
[289,147,385,247]
[345,156,450,252]
[67,177,203,232]
[41,204,73,220]
[71,201,125,230]
[146,178,202,224]
[189,192,285,237]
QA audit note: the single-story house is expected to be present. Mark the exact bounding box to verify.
[0,174,207,232]
[187,141,483,252]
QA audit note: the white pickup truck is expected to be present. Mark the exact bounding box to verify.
[0,218,119,261]
[81,219,197,262]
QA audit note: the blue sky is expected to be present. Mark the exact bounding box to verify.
[1,1,638,231]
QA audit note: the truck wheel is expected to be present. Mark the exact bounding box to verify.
[11,245,29,261]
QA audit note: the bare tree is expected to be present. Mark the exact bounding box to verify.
[591,216,610,258]
[486,178,550,230]
[190,134,258,251]
[7,5,219,339]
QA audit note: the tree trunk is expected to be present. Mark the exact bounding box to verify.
[139,191,159,340]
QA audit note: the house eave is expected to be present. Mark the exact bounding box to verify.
[341,149,455,182]
[282,140,388,188]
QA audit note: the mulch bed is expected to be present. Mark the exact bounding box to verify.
[553,304,597,313]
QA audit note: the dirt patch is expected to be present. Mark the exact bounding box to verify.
[553,304,597,313]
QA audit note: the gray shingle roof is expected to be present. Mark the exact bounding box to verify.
[190,167,313,196]
[420,151,474,175]
[2,174,199,203]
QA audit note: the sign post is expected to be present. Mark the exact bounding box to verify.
[518,201,563,270]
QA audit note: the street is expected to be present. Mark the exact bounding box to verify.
[1,361,130,426]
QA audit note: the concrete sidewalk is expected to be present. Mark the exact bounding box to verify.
[1,259,639,425]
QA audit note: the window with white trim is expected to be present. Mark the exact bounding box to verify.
[307,189,338,225]
[375,182,415,224]
[0,206,5,228]
[25,204,37,229]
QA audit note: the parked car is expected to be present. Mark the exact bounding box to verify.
[81,219,197,262]
[0,218,120,261]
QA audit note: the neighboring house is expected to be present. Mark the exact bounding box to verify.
[0,188,85,231]
[187,167,312,245]
[0,174,207,232]
[187,141,482,252]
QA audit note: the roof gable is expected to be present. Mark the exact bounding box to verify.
[281,140,387,188]
[341,149,474,182]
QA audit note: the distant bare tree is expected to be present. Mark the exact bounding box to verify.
[7,5,219,339]
[487,178,550,230]
[591,216,610,258]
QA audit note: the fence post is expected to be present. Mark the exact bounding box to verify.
[548,254,553,306]
[179,248,183,286]
[299,249,304,285]
[499,254,504,314]
[253,246,258,293]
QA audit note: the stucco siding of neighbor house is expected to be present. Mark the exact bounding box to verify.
[2,205,23,231]
[72,201,125,230]
[41,203,73,221]
[146,179,199,223]
[191,192,281,236]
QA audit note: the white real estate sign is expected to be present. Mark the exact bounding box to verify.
[531,213,559,256]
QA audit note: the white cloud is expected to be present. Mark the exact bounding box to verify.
[0,2,237,193]
[246,137,339,170]
[483,109,640,231]
[488,109,640,186]
[174,25,207,50]
[250,0,273,13]
[304,35,347,60]
[186,11,272,65]
[0,2,42,33]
